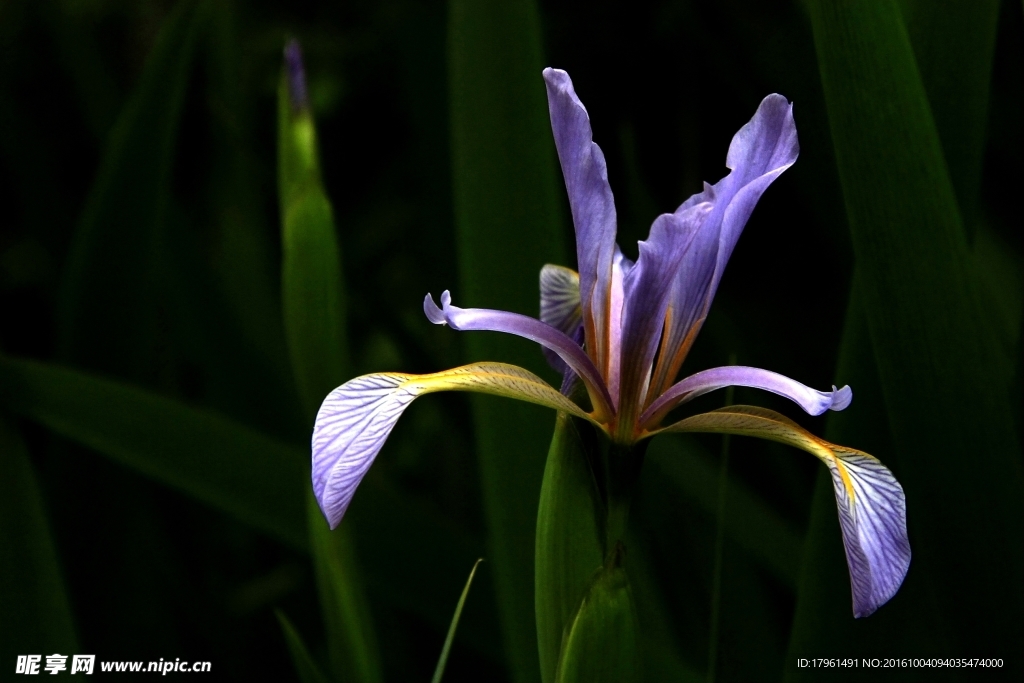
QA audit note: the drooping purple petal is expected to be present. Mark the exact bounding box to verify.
[641,365,851,428]
[313,363,597,528]
[614,203,711,433]
[658,405,909,617]
[424,290,614,415]
[543,68,618,376]
[825,448,911,617]
[649,96,799,398]
[539,264,582,374]
[312,372,418,529]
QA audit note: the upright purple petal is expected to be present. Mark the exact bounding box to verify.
[826,449,911,617]
[649,96,799,399]
[425,290,614,416]
[613,203,711,435]
[642,365,851,428]
[543,68,618,376]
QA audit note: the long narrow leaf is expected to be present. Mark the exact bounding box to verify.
[447,1,568,678]
[278,40,381,683]
[799,0,1023,668]
[58,0,202,379]
[535,414,605,683]
[0,355,308,549]
[275,610,330,683]
[432,558,485,683]
[0,416,78,666]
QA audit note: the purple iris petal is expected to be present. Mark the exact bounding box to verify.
[650,96,799,397]
[615,203,711,429]
[424,290,613,413]
[641,365,851,427]
[826,449,911,617]
[312,373,418,528]
[543,68,618,373]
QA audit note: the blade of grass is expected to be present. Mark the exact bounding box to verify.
[275,609,330,683]
[447,1,568,677]
[0,416,78,666]
[432,558,485,683]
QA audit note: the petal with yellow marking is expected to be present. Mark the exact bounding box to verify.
[312,363,596,529]
[656,405,909,618]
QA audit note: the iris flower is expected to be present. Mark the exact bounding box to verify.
[312,69,910,617]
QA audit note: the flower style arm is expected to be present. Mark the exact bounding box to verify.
[425,291,614,417]
[641,365,852,428]
[312,362,596,529]
[656,405,910,617]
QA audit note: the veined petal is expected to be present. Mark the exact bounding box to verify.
[657,405,910,618]
[424,291,614,417]
[313,363,597,528]
[543,68,618,378]
[614,203,711,437]
[641,365,851,428]
[649,96,799,399]
[539,264,582,374]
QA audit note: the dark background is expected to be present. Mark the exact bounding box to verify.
[0,0,1020,681]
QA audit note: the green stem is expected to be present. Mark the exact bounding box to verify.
[604,440,649,561]
[707,373,736,683]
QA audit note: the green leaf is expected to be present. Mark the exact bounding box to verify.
[58,0,203,379]
[897,0,1000,225]
[432,558,485,683]
[0,355,307,549]
[447,0,569,678]
[275,609,330,683]
[797,0,1023,668]
[0,416,78,665]
[535,414,606,683]
[308,494,381,683]
[277,42,349,420]
[0,354,497,663]
[553,549,641,683]
[277,41,381,683]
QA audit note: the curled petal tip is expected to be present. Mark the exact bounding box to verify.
[424,294,446,325]
[830,385,853,411]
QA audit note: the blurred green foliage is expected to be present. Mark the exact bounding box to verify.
[0,0,1020,680]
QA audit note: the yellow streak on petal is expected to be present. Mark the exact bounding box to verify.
[647,313,704,411]
[393,362,601,427]
[653,405,864,501]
